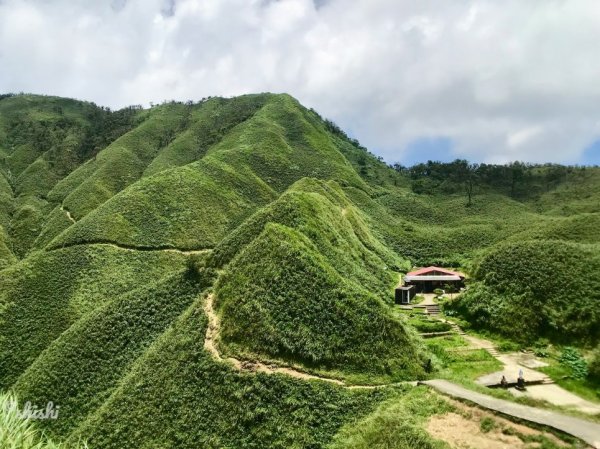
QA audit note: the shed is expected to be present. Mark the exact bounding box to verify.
[395,285,415,304]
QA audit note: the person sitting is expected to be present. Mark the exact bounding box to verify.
[500,375,508,388]
[516,371,526,391]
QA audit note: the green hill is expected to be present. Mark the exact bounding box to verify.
[0,92,599,448]
[448,240,600,343]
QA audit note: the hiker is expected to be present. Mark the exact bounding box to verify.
[500,375,508,388]
[516,370,526,391]
[425,358,432,373]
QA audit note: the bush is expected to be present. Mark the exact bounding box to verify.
[479,417,496,433]
[408,319,452,333]
[559,347,588,380]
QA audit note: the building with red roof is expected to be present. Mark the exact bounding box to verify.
[395,266,465,304]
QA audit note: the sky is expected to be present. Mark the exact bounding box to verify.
[1,0,599,166]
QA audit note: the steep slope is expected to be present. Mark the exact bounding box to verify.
[48,94,367,251]
[68,299,388,449]
[0,244,187,388]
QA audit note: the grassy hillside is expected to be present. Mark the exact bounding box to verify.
[448,240,600,343]
[12,269,213,437]
[215,222,425,381]
[0,245,187,388]
[0,92,599,448]
[68,299,389,449]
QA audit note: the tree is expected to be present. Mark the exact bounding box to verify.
[450,159,479,206]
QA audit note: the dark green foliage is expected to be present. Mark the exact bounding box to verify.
[408,159,591,201]
[69,300,389,449]
[588,346,600,382]
[559,347,588,380]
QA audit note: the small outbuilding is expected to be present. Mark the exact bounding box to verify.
[402,266,465,293]
[395,285,415,304]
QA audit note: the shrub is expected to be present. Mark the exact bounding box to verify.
[559,347,588,380]
[479,417,496,433]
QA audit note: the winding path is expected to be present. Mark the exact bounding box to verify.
[60,204,76,224]
[51,241,211,256]
[202,294,403,390]
[421,379,600,448]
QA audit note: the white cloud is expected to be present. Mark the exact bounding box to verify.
[1,0,599,164]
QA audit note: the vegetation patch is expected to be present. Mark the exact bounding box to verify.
[215,222,427,381]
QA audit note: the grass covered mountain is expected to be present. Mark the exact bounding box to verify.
[0,92,599,448]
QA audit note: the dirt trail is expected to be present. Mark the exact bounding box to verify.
[60,204,76,224]
[202,294,403,390]
[52,241,211,256]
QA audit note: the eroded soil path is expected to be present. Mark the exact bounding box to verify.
[428,397,572,449]
[202,293,403,390]
[60,204,76,224]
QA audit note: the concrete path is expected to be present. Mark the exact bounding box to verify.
[421,379,600,448]
[450,326,600,415]
[420,294,437,306]
[512,384,600,415]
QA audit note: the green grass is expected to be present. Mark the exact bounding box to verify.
[327,386,452,449]
[215,222,427,382]
[0,392,87,449]
[67,299,391,449]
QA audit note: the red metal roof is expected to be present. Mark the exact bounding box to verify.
[406,266,464,277]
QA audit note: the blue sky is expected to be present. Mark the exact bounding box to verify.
[1,0,599,166]
[581,141,600,166]
[388,137,600,166]
[397,138,455,166]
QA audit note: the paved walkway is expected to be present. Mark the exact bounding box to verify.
[421,379,600,448]
[443,321,600,415]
